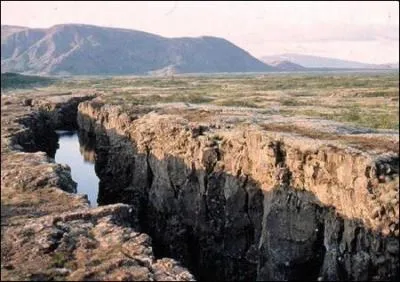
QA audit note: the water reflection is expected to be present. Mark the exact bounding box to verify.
[55,130,99,207]
[78,130,97,163]
[57,131,76,138]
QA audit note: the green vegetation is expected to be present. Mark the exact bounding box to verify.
[280,98,307,107]
[103,91,213,105]
[1,72,56,90]
[337,105,399,129]
[263,123,399,153]
[16,72,400,130]
[213,99,260,108]
[51,252,69,268]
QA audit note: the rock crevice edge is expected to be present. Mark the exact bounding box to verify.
[1,94,194,281]
[77,100,399,281]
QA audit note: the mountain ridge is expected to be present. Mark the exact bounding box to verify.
[261,53,398,69]
[268,60,306,71]
[1,24,273,75]
[2,24,397,75]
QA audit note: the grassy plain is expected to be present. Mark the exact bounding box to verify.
[2,71,399,130]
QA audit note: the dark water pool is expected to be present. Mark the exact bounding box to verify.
[55,130,99,207]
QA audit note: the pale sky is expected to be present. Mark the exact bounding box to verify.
[1,1,399,64]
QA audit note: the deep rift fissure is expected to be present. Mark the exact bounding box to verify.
[12,95,398,281]
[72,100,398,281]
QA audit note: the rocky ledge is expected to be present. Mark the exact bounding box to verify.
[77,99,399,281]
[1,90,398,281]
[1,93,194,281]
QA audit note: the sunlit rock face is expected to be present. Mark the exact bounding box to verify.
[77,100,399,281]
[1,94,194,281]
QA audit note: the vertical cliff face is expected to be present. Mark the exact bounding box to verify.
[10,95,95,158]
[77,100,399,281]
[1,94,195,281]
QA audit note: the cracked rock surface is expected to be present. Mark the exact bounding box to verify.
[77,99,399,281]
[1,94,194,281]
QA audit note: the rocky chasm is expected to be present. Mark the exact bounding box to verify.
[1,93,399,281]
[77,99,398,281]
[1,94,194,281]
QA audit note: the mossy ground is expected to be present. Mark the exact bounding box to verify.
[16,72,398,130]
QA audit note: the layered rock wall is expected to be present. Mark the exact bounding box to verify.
[1,95,194,281]
[77,100,399,281]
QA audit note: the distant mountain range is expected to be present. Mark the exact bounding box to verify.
[267,60,306,71]
[1,24,272,75]
[1,24,398,75]
[261,53,399,70]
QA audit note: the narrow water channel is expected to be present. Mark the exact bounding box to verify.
[55,130,99,207]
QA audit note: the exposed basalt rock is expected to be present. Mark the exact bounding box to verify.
[1,150,77,193]
[77,100,399,281]
[11,94,96,157]
[2,204,194,281]
[1,94,194,281]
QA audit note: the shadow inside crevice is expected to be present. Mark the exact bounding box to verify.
[74,112,400,281]
[13,96,95,157]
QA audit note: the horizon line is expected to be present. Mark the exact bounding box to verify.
[1,22,398,66]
